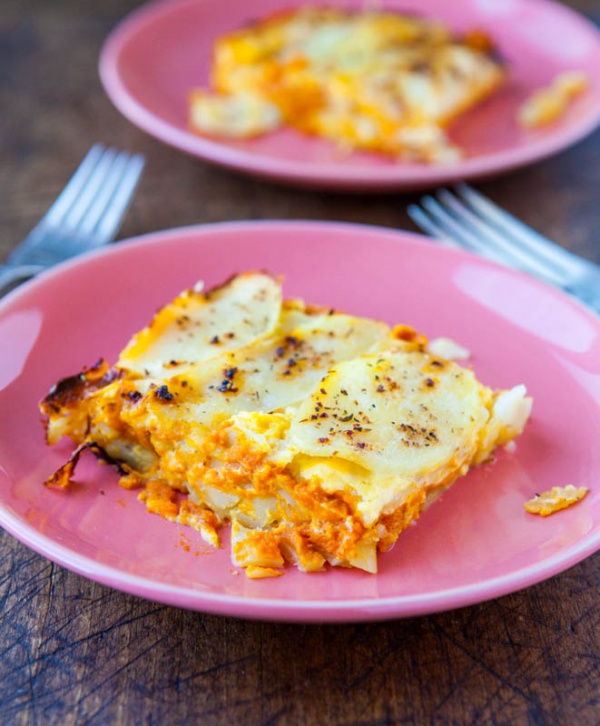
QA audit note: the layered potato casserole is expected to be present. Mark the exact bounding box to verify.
[189,6,506,163]
[40,272,531,578]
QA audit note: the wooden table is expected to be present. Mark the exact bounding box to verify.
[1,1,598,723]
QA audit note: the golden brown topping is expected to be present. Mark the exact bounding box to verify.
[40,359,120,414]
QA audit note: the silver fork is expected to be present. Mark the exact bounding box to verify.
[0,144,145,294]
[408,183,600,316]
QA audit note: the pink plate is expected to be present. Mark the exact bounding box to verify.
[99,0,600,191]
[0,221,599,622]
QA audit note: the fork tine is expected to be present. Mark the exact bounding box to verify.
[455,184,595,277]
[92,153,145,243]
[36,144,107,230]
[73,151,128,236]
[75,151,144,241]
[433,188,566,286]
[58,147,121,231]
[21,146,144,253]
[410,193,536,272]
[406,204,464,250]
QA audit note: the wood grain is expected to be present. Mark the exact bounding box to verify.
[0,1,598,724]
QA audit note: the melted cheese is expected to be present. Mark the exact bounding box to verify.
[40,272,532,577]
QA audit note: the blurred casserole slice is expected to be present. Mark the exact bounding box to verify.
[40,272,531,578]
[189,6,506,163]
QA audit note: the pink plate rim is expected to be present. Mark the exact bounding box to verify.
[98,0,600,191]
[0,220,598,622]
[0,495,597,622]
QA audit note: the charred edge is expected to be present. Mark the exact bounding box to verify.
[40,360,122,413]
[155,384,174,401]
[217,367,239,393]
[45,441,128,488]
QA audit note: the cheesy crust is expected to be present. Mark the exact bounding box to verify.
[40,272,531,577]
[189,6,506,163]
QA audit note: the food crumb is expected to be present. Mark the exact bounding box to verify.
[517,71,589,129]
[524,485,588,516]
[179,534,191,553]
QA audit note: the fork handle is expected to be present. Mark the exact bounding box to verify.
[570,273,600,316]
[0,263,44,295]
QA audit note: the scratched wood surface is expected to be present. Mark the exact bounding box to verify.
[1,1,599,724]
